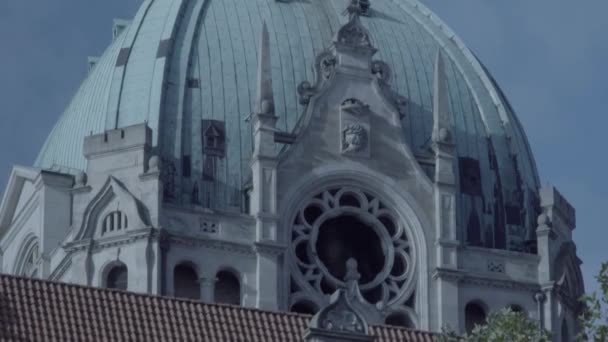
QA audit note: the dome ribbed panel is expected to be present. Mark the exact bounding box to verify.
[34,32,129,170]
[116,0,179,129]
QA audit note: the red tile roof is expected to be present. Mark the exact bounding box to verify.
[0,273,437,341]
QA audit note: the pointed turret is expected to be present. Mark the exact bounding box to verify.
[255,21,276,119]
[432,51,452,145]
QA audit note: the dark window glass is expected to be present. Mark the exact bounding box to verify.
[214,271,240,305]
[107,265,128,290]
[465,302,486,334]
[174,264,200,300]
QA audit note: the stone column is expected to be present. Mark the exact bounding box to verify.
[199,276,216,303]
[254,242,286,310]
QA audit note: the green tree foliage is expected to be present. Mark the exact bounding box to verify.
[578,262,608,341]
[437,308,550,342]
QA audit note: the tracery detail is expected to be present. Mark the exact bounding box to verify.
[289,187,416,309]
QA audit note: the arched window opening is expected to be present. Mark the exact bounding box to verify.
[214,270,240,305]
[465,302,487,334]
[174,263,200,300]
[561,319,570,342]
[106,264,128,290]
[385,313,413,329]
[290,301,318,315]
[316,215,384,285]
[17,238,40,278]
[102,211,128,235]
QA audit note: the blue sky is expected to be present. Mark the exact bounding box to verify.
[0,0,606,295]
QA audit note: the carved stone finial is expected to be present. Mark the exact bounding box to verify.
[432,50,452,145]
[255,21,276,118]
[347,0,371,16]
[345,258,361,283]
[335,12,374,50]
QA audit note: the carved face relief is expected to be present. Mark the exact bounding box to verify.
[340,99,371,157]
[342,124,367,153]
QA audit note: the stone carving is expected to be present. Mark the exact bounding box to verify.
[308,259,369,335]
[199,218,218,234]
[323,306,364,333]
[347,0,371,15]
[371,60,391,84]
[341,98,370,116]
[337,15,372,49]
[342,124,367,153]
[487,260,505,273]
[297,52,336,105]
[289,186,415,308]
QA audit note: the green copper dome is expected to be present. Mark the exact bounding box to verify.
[35,0,540,251]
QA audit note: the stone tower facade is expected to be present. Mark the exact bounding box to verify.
[0,1,583,340]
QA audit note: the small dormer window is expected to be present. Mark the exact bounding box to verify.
[202,120,226,158]
[102,211,128,235]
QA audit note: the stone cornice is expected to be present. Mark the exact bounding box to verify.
[254,241,287,256]
[433,268,541,292]
[65,228,156,253]
[69,185,92,194]
[462,245,541,263]
[163,203,255,224]
[170,234,255,255]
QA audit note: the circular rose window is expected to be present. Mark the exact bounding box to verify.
[289,186,415,307]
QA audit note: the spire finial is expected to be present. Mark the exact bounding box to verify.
[255,21,275,116]
[347,0,371,16]
[432,50,452,144]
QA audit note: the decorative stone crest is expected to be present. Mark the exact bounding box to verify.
[305,259,371,340]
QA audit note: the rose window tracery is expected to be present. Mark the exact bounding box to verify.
[289,187,416,309]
